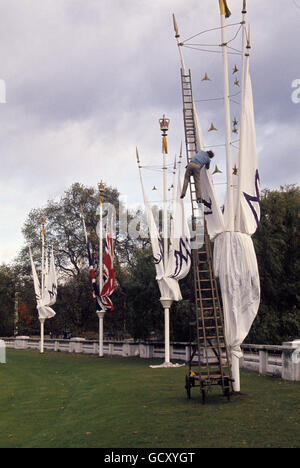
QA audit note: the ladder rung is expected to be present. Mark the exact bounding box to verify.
[199,336,224,341]
[199,325,223,330]
[198,345,227,349]
[201,316,220,320]
[196,374,224,380]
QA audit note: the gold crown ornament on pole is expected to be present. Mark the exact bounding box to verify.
[159,114,170,154]
[98,181,105,205]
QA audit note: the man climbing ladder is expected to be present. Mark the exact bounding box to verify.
[180,149,215,203]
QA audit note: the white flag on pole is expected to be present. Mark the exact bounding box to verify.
[29,247,57,320]
[44,248,58,307]
[139,165,191,302]
[213,65,261,358]
[236,69,261,235]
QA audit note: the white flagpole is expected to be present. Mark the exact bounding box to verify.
[98,182,105,358]
[219,3,234,231]
[235,0,248,231]
[173,14,187,74]
[80,205,88,244]
[40,218,46,354]
[219,1,240,391]
[232,4,249,393]
[159,115,173,365]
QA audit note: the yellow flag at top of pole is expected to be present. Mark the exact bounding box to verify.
[41,218,46,238]
[219,0,231,18]
[162,135,168,154]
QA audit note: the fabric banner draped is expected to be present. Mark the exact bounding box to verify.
[189,63,260,359]
[213,232,260,358]
[29,247,57,320]
[139,163,191,302]
[213,65,261,357]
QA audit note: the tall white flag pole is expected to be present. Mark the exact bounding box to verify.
[235,0,248,231]
[80,205,88,244]
[97,182,106,358]
[229,2,248,392]
[159,115,173,365]
[218,0,239,389]
[219,1,234,231]
[40,217,46,354]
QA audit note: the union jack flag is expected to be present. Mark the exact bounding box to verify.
[86,229,115,312]
[99,228,115,311]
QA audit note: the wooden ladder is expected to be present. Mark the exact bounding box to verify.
[181,69,233,403]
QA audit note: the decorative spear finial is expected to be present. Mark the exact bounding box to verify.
[173,156,177,173]
[247,25,251,49]
[179,142,183,162]
[173,14,180,38]
[136,147,140,165]
[242,0,247,14]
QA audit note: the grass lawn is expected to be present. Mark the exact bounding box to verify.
[0,349,299,448]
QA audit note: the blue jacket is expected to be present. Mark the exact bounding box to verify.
[191,150,211,169]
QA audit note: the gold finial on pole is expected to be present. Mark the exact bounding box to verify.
[159,114,170,154]
[219,0,231,18]
[98,181,105,205]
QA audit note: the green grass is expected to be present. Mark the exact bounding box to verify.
[0,349,299,448]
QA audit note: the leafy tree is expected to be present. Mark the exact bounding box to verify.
[13,182,150,338]
[122,247,162,341]
[0,265,15,336]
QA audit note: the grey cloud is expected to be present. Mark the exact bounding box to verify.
[0,0,299,263]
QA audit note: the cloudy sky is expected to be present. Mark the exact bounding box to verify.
[0,0,299,263]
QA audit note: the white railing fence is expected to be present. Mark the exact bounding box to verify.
[2,337,300,381]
